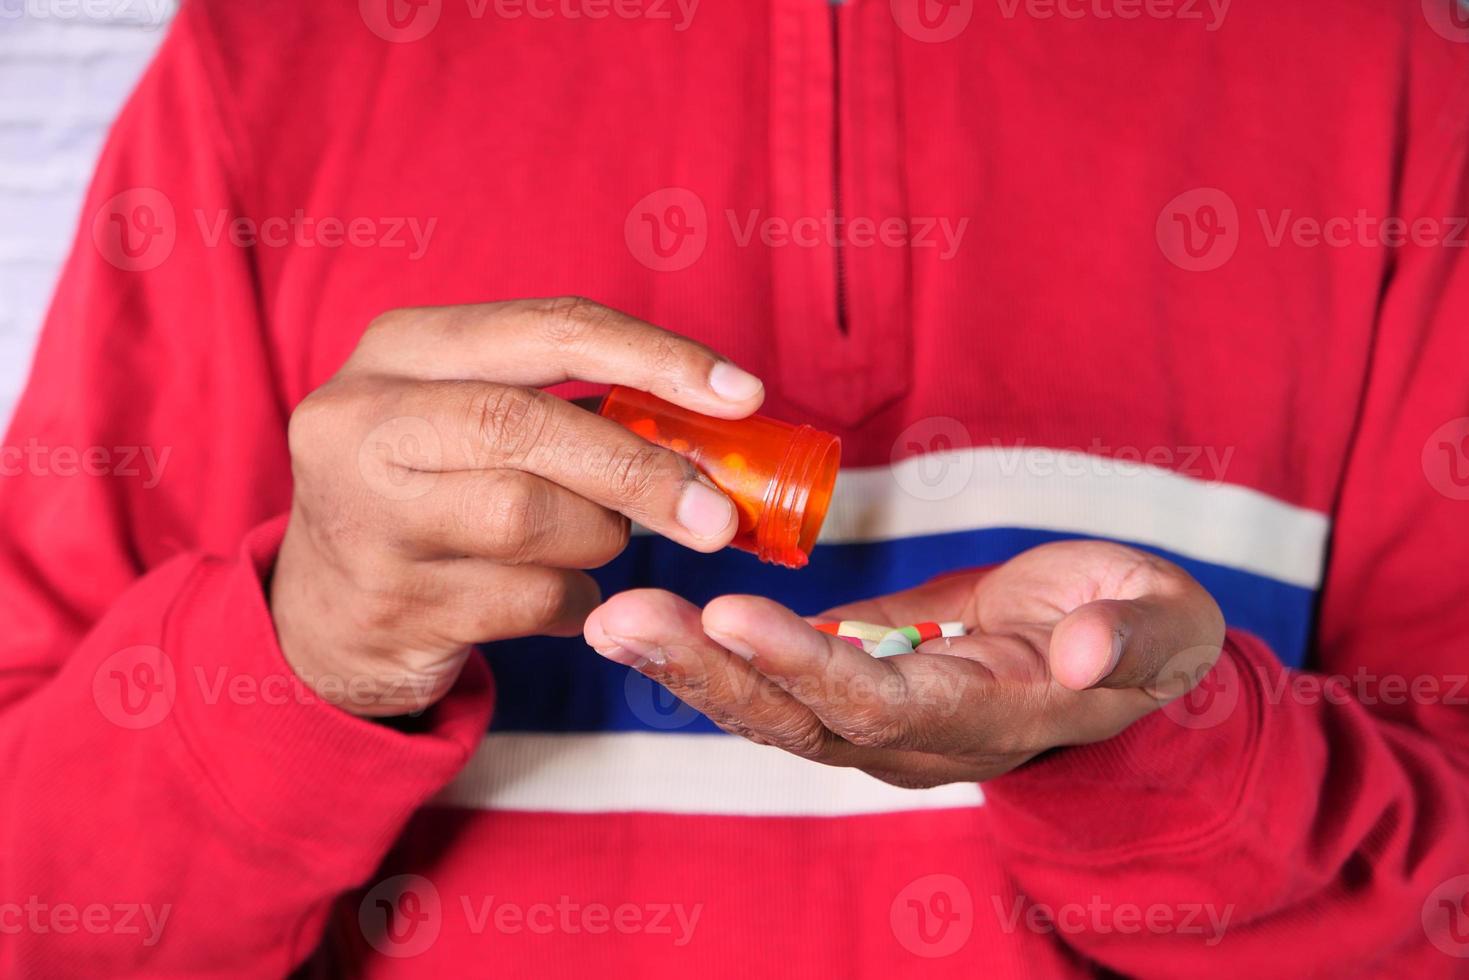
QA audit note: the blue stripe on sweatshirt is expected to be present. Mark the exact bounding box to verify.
[479,528,1315,734]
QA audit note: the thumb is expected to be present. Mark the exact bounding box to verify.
[1048,591,1225,693]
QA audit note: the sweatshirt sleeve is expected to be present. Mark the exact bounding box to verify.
[0,10,493,977]
[980,80,1469,980]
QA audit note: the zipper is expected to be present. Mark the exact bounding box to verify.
[828,0,849,334]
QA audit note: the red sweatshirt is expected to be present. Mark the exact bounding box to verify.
[4,1,1469,976]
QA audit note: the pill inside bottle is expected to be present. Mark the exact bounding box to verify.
[599,385,841,569]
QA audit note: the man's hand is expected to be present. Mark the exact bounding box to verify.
[271,297,765,716]
[583,540,1226,787]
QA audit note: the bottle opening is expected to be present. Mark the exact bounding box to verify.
[756,424,841,569]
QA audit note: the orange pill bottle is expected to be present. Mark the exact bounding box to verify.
[599,385,841,569]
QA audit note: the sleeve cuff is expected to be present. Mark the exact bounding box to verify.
[163,516,495,877]
[982,631,1272,863]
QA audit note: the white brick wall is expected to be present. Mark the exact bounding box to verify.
[0,3,174,427]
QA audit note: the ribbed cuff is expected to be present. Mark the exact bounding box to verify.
[164,516,495,877]
[983,631,1271,864]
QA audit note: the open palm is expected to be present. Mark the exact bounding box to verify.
[584,540,1226,788]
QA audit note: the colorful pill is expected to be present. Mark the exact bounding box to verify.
[873,633,915,659]
[836,621,895,643]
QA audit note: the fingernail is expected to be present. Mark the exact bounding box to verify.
[677,479,735,540]
[593,644,642,667]
[708,362,764,402]
[704,629,756,661]
[1094,627,1127,685]
[596,635,668,667]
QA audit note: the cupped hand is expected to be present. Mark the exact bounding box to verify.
[271,297,764,716]
[583,540,1226,787]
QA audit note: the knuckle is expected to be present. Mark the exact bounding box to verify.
[777,718,836,759]
[470,385,549,458]
[594,515,633,566]
[287,385,352,464]
[527,574,573,629]
[366,306,415,334]
[870,769,947,791]
[664,667,711,704]
[486,476,549,564]
[643,332,683,375]
[354,308,418,361]
[342,549,413,615]
[540,295,617,346]
[839,714,907,750]
[604,445,672,505]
